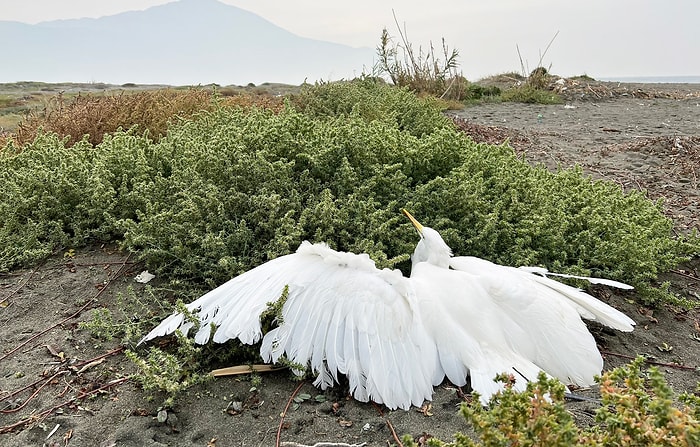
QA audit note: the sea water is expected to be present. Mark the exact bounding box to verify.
[599,75,700,84]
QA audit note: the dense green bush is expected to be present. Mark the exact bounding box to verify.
[501,84,563,104]
[409,149,689,282]
[290,78,453,137]
[0,129,156,268]
[1,80,697,304]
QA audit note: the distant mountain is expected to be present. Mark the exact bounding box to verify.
[0,0,375,85]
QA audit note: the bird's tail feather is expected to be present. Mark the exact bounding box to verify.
[519,266,633,289]
[522,269,636,332]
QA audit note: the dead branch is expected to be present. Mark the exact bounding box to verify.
[0,376,130,434]
[276,381,306,447]
[0,265,40,307]
[0,371,68,414]
[601,350,697,371]
[372,402,404,447]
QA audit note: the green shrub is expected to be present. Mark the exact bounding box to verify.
[408,150,696,289]
[501,84,563,104]
[593,357,699,446]
[416,358,700,447]
[125,331,211,405]
[290,77,452,137]
[1,80,697,306]
[465,84,501,101]
[0,128,156,269]
[79,285,168,345]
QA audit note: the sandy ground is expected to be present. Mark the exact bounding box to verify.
[1,83,700,447]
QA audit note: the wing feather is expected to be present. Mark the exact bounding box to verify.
[452,258,636,332]
[514,266,635,331]
[140,252,299,346]
[142,241,437,410]
[519,266,634,289]
[411,263,546,404]
[264,262,437,409]
[447,256,634,387]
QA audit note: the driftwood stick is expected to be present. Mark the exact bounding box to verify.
[601,350,697,370]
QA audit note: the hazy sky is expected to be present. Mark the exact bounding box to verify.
[1,0,698,80]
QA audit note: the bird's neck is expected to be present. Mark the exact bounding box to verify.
[411,249,451,270]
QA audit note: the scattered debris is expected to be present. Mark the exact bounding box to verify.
[134,270,155,283]
[280,442,367,447]
[549,76,700,101]
[417,403,433,417]
[657,342,674,352]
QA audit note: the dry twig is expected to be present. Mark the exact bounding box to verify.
[0,371,68,414]
[0,266,40,307]
[0,376,130,434]
[601,350,697,371]
[211,364,285,377]
[372,402,403,447]
[0,254,131,363]
[276,381,306,447]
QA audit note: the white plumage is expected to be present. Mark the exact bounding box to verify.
[140,210,635,410]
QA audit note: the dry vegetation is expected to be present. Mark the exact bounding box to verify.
[0,86,286,149]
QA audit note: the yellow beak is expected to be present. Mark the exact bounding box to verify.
[401,208,424,234]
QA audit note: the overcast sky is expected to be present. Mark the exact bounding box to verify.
[1,0,698,80]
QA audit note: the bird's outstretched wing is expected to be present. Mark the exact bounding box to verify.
[139,251,297,346]
[140,241,437,410]
[446,256,635,389]
[450,257,635,331]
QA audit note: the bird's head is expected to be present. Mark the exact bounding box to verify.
[402,209,452,269]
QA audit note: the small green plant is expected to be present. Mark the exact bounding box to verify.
[592,357,700,446]
[458,373,579,447]
[79,307,118,341]
[260,285,289,329]
[249,373,263,391]
[464,84,501,101]
[79,285,169,345]
[126,330,211,406]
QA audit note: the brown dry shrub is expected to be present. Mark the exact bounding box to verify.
[4,88,284,148]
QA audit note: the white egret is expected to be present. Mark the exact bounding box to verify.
[140,209,635,410]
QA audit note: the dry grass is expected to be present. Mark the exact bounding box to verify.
[376,12,470,101]
[0,87,285,149]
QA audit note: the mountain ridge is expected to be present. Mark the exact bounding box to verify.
[1,0,375,85]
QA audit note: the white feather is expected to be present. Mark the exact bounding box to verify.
[517,266,636,331]
[448,256,633,388]
[142,241,437,410]
[519,266,635,290]
[141,211,637,410]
